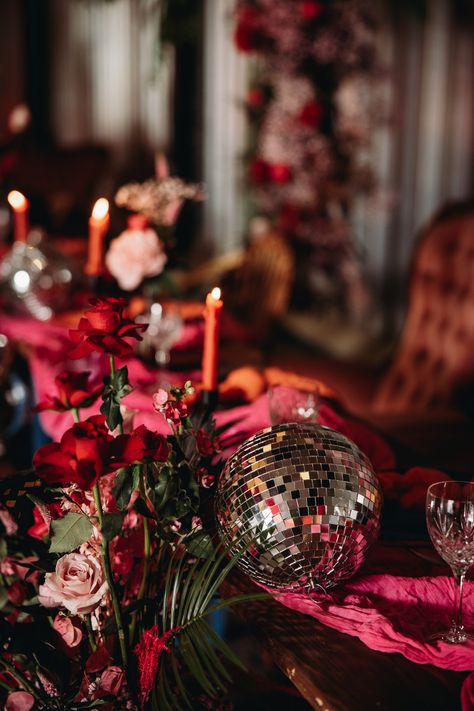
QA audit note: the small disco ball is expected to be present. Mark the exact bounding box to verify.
[216,423,382,592]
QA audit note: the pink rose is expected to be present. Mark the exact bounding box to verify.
[105,227,167,291]
[5,692,35,711]
[38,553,107,615]
[99,666,125,696]
[53,614,83,647]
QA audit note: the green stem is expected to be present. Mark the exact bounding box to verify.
[84,614,97,652]
[109,354,124,434]
[130,466,151,645]
[92,484,128,669]
[71,407,80,423]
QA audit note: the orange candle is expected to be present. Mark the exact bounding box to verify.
[85,198,110,276]
[202,286,223,390]
[7,190,29,242]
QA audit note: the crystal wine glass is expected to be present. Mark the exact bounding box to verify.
[268,385,319,426]
[426,480,474,643]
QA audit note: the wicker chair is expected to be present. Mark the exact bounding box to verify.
[221,230,295,337]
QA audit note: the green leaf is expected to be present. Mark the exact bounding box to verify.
[134,496,154,519]
[49,512,93,553]
[113,467,133,510]
[100,366,131,431]
[0,585,8,610]
[101,512,125,542]
[185,531,213,559]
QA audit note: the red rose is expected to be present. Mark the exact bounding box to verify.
[195,429,219,457]
[249,158,269,184]
[298,1,323,21]
[33,371,101,413]
[69,297,146,359]
[299,101,323,128]
[112,425,169,466]
[268,163,292,184]
[27,503,63,540]
[33,415,114,490]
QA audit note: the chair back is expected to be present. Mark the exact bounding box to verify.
[373,202,474,412]
[224,230,294,335]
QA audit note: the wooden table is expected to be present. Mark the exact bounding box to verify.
[225,542,466,710]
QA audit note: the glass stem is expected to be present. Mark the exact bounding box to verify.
[453,569,466,632]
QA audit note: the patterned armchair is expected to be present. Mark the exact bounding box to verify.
[373,201,474,413]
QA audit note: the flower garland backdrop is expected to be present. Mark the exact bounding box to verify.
[234,0,384,314]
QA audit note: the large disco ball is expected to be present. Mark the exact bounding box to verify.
[216,423,382,592]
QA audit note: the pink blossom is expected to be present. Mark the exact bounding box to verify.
[5,692,35,711]
[169,520,182,533]
[105,226,167,291]
[99,666,125,696]
[0,507,18,535]
[53,614,83,647]
[152,389,169,408]
[38,553,107,616]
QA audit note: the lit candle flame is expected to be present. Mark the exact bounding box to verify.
[211,287,221,301]
[7,190,27,210]
[91,198,109,220]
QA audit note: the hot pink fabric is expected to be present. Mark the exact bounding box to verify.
[272,575,474,671]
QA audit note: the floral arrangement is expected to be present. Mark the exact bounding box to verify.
[107,160,205,295]
[0,297,255,710]
[234,0,383,313]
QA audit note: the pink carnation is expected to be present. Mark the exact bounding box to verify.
[106,227,167,291]
[38,553,107,616]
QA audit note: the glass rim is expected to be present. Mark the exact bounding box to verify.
[427,480,474,499]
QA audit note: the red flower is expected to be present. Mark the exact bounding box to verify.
[33,371,101,413]
[249,158,269,185]
[153,392,188,426]
[195,429,219,457]
[33,415,114,490]
[247,87,265,109]
[196,468,215,489]
[298,1,323,21]
[134,625,182,709]
[69,297,146,359]
[299,101,323,128]
[234,7,261,52]
[112,425,169,466]
[268,163,292,184]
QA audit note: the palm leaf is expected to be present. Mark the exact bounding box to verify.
[154,529,269,709]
